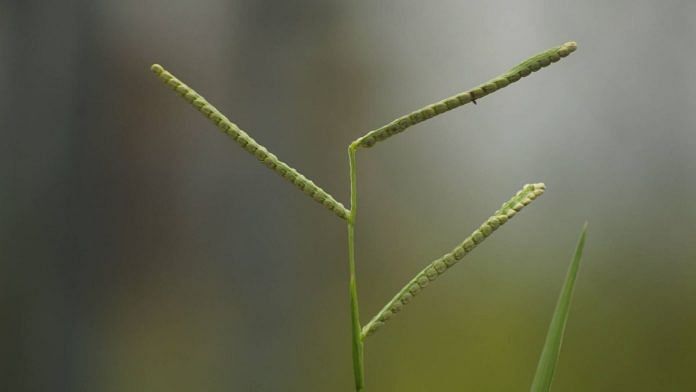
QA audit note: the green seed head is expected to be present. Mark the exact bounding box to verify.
[353,42,577,149]
[150,64,350,220]
[361,183,546,338]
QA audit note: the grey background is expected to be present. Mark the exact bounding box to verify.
[2,0,695,390]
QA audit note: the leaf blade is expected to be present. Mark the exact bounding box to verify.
[530,222,588,392]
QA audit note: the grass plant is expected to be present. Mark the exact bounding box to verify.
[151,41,584,391]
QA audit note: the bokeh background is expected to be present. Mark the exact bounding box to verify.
[2,0,695,390]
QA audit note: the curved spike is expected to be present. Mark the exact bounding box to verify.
[362,183,546,338]
[151,64,350,220]
[354,42,577,149]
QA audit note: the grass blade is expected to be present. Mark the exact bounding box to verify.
[530,222,588,392]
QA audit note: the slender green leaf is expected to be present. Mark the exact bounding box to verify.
[530,222,588,392]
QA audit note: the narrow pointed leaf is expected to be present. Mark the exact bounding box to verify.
[530,222,587,392]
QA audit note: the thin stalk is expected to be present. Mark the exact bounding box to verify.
[347,143,364,391]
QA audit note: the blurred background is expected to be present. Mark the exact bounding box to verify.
[2,0,695,390]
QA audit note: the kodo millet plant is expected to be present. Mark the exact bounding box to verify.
[150,41,587,391]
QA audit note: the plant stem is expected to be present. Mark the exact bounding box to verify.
[347,143,364,391]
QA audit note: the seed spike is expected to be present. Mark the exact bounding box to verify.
[150,64,350,220]
[354,42,577,149]
[362,183,546,338]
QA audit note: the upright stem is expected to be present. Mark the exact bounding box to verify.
[347,144,364,391]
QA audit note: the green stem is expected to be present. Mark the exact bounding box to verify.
[347,143,364,391]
